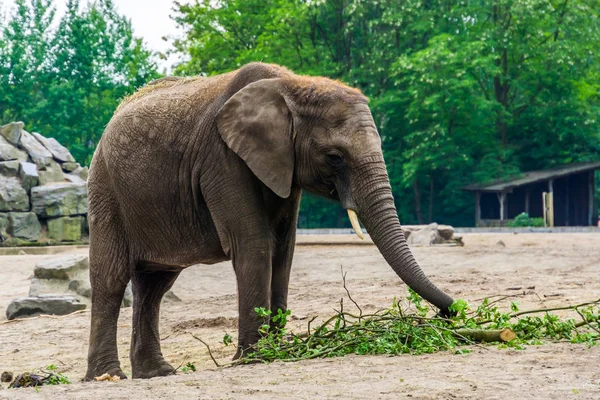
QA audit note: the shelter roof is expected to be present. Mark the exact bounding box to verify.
[464,162,600,192]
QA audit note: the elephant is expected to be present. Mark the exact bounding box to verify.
[85,62,454,381]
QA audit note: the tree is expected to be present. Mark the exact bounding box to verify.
[170,0,600,227]
[0,0,160,164]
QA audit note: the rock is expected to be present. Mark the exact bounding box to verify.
[19,130,53,168]
[71,166,89,180]
[31,132,75,162]
[8,212,41,241]
[33,255,88,280]
[163,291,182,303]
[0,135,28,162]
[5,295,86,320]
[1,371,13,383]
[38,160,66,185]
[0,160,19,177]
[406,223,443,246]
[0,176,29,212]
[47,216,83,241]
[63,172,86,184]
[0,122,23,145]
[123,282,133,307]
[18,161,39,192]
[30,182,87,217]
[61,162,79,172]
[438,224,455,241]
[68,279,91,298]
[0,213,9,242]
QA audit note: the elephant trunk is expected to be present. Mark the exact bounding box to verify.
[350,154,454,314]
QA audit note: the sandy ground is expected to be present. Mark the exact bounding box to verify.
[0,233,599,399]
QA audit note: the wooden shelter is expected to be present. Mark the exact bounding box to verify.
[464,162,600,227]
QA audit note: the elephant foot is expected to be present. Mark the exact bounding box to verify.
[232,345,262,363]
[132,360,175,379]
[84,365,127,382]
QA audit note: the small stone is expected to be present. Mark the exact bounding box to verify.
[19,130,53,168]
[0,122,23,145]
[30,182,87,217]
[1,371,13,383]
[47,216,83,242]
[5,295,86,320]
[33,254,89,280]
[0,160,19,177]
[18,161,39,192]
[0,176,29,212]
[61,162,79,172]
[31,132,75,162]
[8,212,41,241]
[38,160,66,185]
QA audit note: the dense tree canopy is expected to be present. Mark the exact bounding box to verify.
[0,0,159,164]
[173,0,600,227]
[2,1,599,227]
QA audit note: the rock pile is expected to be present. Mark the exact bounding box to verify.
[403,223,463,246]
[0,122,88,245]
[5,255,181,320]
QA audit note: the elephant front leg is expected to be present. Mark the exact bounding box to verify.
[270,187,300,329]
[232,252,273,360]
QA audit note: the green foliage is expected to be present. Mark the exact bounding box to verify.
[240,294,599,363]
[173,0,600,227]
[42,364,70,385]
[508,213,545,227]
[180,362,196,373]
[0,0,159,165]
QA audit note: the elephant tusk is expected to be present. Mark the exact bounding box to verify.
[347,209,364,240]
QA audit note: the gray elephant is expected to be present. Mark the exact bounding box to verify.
[85,63,454,380]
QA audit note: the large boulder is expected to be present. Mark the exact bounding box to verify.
[31,132,75,162]
[18,161,39,192]
[19,130,53,168]
[0,176,29,212]
[33,254,88,280]
[30,182,87,217]
[8,212,41,241]
[0,160,19,177]
[5,295,86,320]
[61,162,79,172]
[406,223,444,246]
[38,160,66,185]
[0,213,9,242]
[28,255,133,309]
[47,216,83,242]
[0,122,23,145]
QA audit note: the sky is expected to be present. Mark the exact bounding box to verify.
[1,0,189,71]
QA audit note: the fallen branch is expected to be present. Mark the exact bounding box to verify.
[455,328,516,343]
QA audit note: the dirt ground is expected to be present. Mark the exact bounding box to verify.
[0,233,599,399]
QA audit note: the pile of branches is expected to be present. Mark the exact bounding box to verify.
[192,275,599,365]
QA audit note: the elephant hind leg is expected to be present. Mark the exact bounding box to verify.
[130,268,180,379]
[85,234,132,381]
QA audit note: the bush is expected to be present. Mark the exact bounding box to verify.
[508,213,544,227]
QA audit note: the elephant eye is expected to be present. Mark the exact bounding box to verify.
[325,153,344,167]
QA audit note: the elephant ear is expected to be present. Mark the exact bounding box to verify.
[216,78,294,198]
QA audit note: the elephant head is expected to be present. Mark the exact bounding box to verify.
[217,75,454,315]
